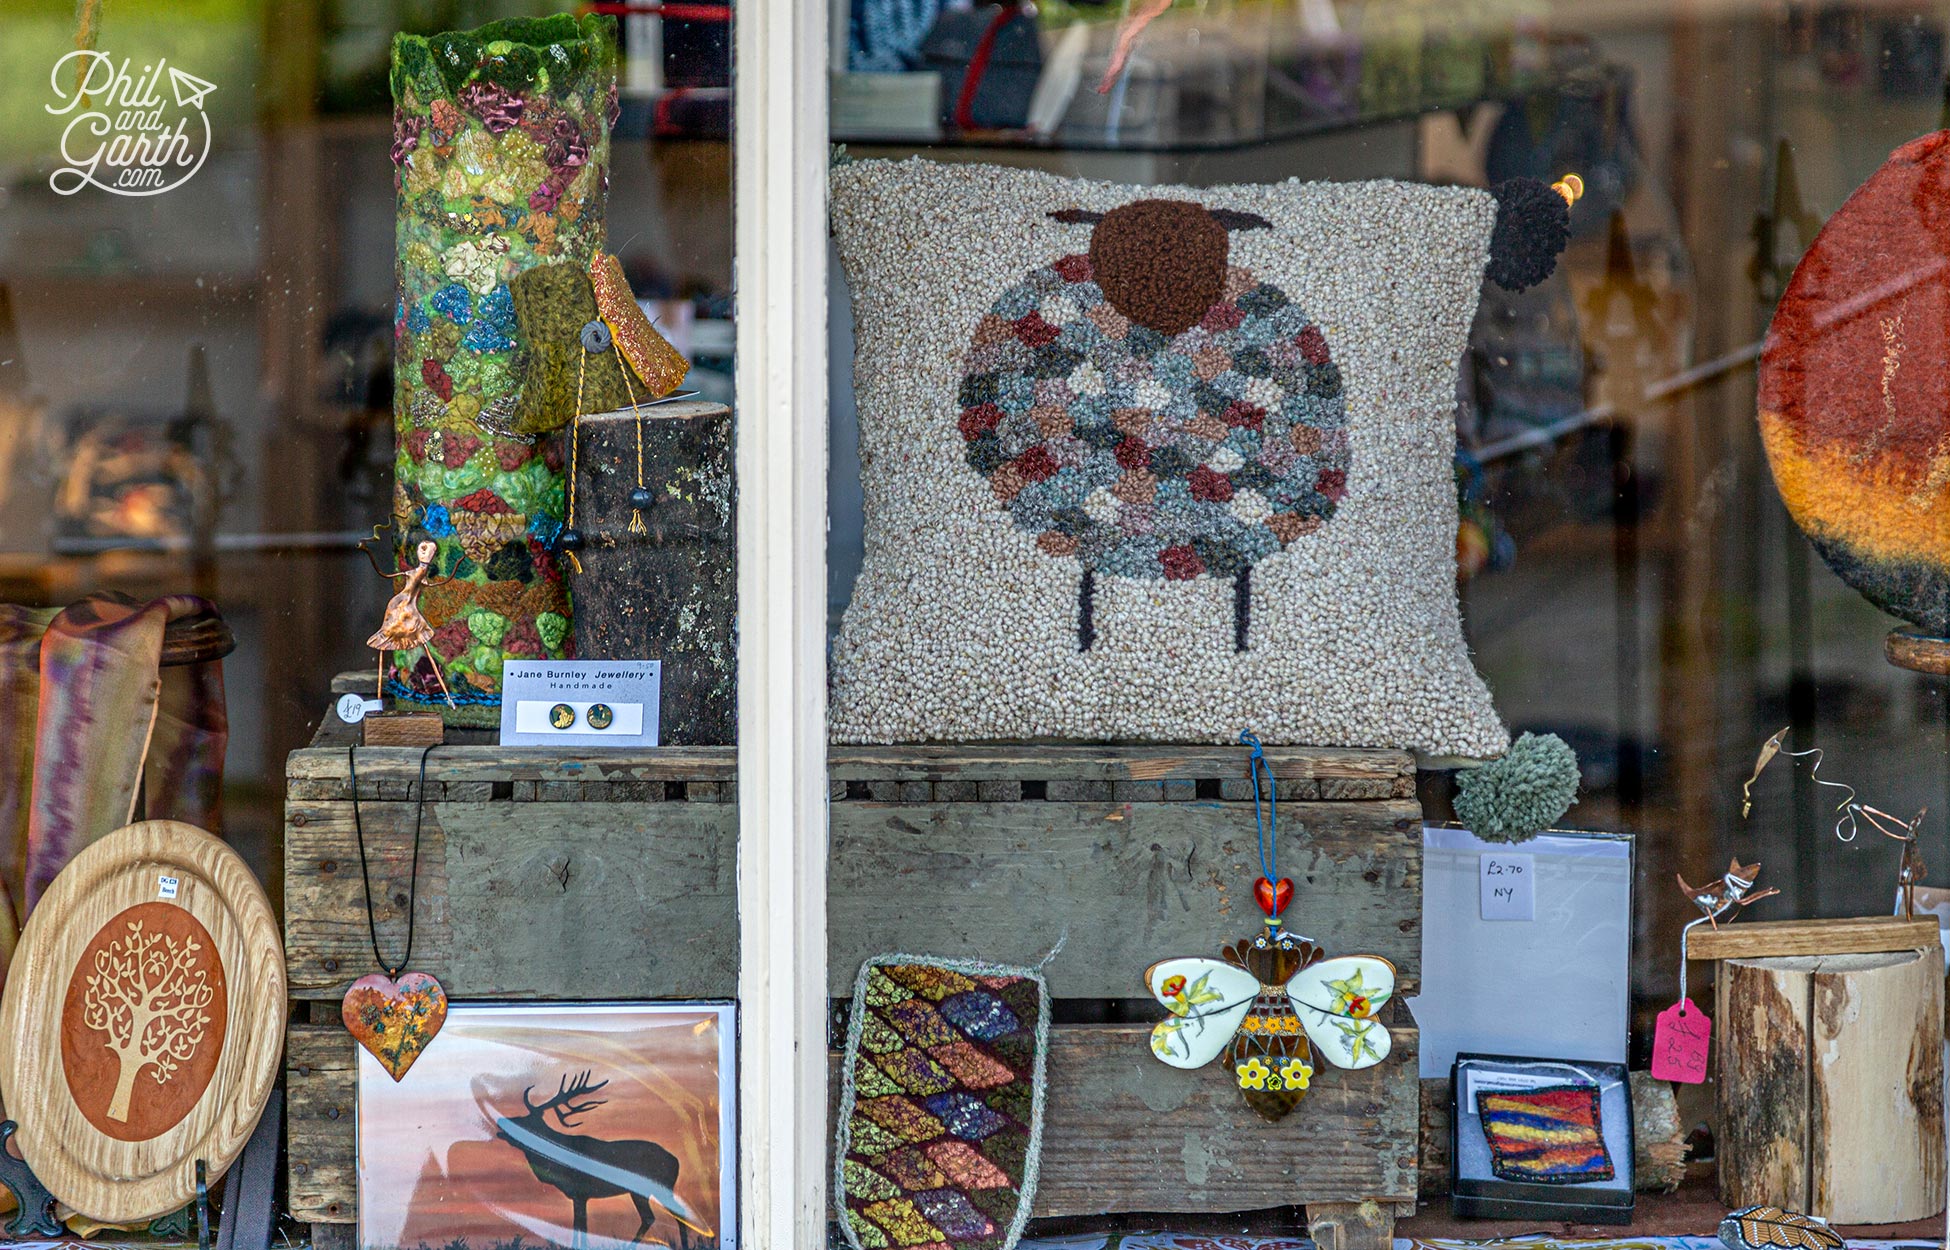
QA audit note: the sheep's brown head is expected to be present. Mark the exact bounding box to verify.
[1050,200,1272,337]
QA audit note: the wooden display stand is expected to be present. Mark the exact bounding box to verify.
[284,687,1423,1246]
[1706,921,1945,1223]
[1886,627,1950,676]
[360,710,442,747]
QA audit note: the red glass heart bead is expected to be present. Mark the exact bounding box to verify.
[1254,875,1294,918]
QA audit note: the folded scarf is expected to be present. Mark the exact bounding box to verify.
[14,595,228,915]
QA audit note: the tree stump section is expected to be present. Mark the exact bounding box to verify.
[568,400,735,744]
[1716,946,1945,1223]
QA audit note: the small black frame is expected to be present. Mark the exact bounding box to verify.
[1449,1051,1636,1224]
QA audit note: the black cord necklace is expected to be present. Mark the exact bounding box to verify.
[341,743,450,1081]
[347,743,433,977]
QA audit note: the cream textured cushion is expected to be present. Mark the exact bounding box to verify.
[829,158,1508,757]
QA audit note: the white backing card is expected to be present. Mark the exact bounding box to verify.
[499,659,661,746]
[1410,825,1632,1078]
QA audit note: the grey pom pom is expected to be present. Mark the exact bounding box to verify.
[1454,731,1580,843]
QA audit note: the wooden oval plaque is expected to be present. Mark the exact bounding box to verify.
[0,821,285,1223]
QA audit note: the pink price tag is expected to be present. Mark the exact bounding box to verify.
[1650,997,1711,1083]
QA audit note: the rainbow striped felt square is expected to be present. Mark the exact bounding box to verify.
[1479,1084,1615,1183]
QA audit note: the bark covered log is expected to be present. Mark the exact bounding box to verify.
[1716,947,1945,1222]
[567,400,735,744]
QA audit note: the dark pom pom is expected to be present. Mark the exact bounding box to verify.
[1487,178,1571,292]
[557,527,585,553]
[628,485,656,510]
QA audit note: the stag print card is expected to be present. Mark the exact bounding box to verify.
[357,1003,736,1250]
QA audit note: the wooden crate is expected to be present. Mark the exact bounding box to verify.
[286,713,1422,1242]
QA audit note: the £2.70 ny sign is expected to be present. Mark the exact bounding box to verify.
[46,51,215,196]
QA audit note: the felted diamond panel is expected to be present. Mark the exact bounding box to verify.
[829,158,1509,756]
[836,957,1049,1250]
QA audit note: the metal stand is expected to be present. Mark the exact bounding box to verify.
[216,1090,281,1250]
[0,1121,63,1238]
[148,1162,222,1244]
[0,1117,254,1248]
[195,1160,213,1250]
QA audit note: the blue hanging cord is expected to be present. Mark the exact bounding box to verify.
[1241,729,1275,883]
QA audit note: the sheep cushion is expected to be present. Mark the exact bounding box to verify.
[828,158,1508,756]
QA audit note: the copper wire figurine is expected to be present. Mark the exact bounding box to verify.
[1676,859,1781,930]
[363,537,456,708]
[1742,725,1857,836]
[1741,725,1934,919]
[1858,804,1928,919]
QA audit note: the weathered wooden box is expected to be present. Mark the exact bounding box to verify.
[285,712,1422,1240]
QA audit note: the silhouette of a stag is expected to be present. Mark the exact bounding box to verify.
[493,1071,690,1250]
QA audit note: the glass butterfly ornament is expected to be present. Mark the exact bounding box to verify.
[1144,876,1396,1122]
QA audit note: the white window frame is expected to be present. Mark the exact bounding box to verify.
[733,4,831,1248]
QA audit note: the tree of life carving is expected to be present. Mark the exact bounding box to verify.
[79,918,216,1123]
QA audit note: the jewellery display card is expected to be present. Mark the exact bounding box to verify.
[499,660,661,747]
[1410,826,1632,1078]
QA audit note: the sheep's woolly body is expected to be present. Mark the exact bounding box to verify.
[828,158,1509,755]
[1454,732,1581,843]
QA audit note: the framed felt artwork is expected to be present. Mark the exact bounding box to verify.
[356,1002,736,1250]
[0,821,286,1224]
[828,158,1530,755]
[1448,1053,1634,1223]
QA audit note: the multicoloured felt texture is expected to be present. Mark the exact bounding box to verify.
[1479,1085,1615,1184]
[836,956,1049,1250]
[829,160,1509,754]
[959,248,1349,587]
[389,15,618,723]
[1758,130,1950,635]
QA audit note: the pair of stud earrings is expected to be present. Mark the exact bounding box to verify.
[548,702,614,731]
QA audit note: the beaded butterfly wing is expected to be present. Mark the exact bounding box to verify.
[1145,925,1395,1122]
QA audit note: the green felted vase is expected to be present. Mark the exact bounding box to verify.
[388,14,617,724]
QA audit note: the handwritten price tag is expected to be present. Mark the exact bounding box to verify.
[1651,997,1711,1083]
[1479,852,1535,921]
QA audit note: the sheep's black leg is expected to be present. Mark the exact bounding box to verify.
[1078,568,1097,652]
[1234,567,1251,652]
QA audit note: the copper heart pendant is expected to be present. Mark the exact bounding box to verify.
[1254,876,1295,919]
[342,971,448,1081]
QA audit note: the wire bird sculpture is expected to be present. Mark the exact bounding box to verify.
[1741,725,1930,919]
[1675,859,1780,930]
